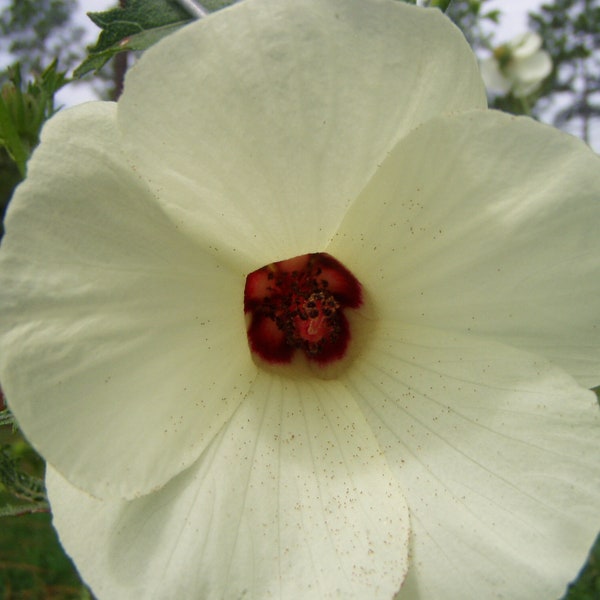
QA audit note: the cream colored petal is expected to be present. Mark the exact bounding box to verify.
[0,103,256,500]
[328,110,600,387]
[479,56,512,95]
[117,0,487,267]
[47,373,409,599]
[509,31,543,58]
[510,50,552,95]
[345,324,600,600]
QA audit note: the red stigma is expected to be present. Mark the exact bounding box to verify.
[244,253,362,365]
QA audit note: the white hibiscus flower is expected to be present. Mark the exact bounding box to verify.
[480,31,553,97]
[1,1,599,599]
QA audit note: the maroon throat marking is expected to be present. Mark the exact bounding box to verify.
[244,253,363,365]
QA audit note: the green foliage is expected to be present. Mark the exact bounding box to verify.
[0,409,16,428]
[0,446,47,507]
[0,61,67,238]
[0,512,92,599]
[0,425,91,598]
[490,93,536,118]
[0,62,67,169]
[444,0,500,50]
[0,407,48,515]
[564,536,600,600]
[529,0,600,143]
[396,0,502,52]
[0,0,85,80]
[382,1,500,50]
[75,0,236,78]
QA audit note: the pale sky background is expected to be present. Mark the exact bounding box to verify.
[5,0,597,148]
[58,0,547,105]
[0,0,547,104]
[487,0,546,37]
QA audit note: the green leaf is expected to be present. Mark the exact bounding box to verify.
[0,93,28,177]
[0,60,67,209]
[0,62,67,151]
[0,511,89,597]
[0,409,16,428]
[0,446,47,504]
[74,0,235,78]
[0,501,49,518]
[428,0,452,11]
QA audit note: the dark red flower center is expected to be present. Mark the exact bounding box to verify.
[244,253,363,365]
